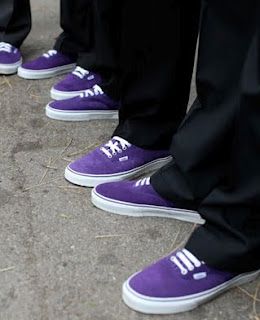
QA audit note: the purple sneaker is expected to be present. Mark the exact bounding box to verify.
[123,248,260,314]
[50,66,102,100]
[0,42,22,74]
[46,85,118,121]
[17,50,76,79]
[92,177,203,223]
[65,137,172,187]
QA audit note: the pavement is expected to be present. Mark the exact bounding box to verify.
[0,1,259,319]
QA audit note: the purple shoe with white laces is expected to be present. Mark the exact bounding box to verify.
[46,85,118,121]
[92,177,203,223]
[65,137,172,187]
[123,248,260,314]
[0,42,22,74]
[50,66,102,100]
[17,50,76,79]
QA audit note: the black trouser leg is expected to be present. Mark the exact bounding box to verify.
[54,0,93,61]
[0,0,31,48]
[54,0,119,80]
[152,0,260,273]
[77,0,121,93]
[87,0,121,75]
[112,0,200,149]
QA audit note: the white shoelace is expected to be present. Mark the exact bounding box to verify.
[135,177,151,187]
[0,42,13,53]
[72,66,90,79]
[43,49,58,58]
[100,136,131,158]
[170,249,202,275]
[80,85,104,98]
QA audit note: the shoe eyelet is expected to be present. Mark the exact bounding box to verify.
[118,150,122,153]
[122,147,127,150]
[112,152,117,156]
[108,155,113,159]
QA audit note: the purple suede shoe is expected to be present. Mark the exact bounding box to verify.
[50,66,102,100]
[0,42,22,74]
[46,85,118,121]
[17,50,76,79]
[123,248,260,314]
[65,137,172,187]
[92,177,203,223]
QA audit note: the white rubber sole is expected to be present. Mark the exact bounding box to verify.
[0,58,22,75]
[45,104,118,121]
[17,63,76,79]
[92,188,204,224]
[122,269,260,314]
[50,87,86,100]
[65,156,172,188]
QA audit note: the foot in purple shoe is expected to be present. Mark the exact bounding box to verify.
[0,42,22,75]
[92,178,203,223]
[17,50,76,79]
[123,248,260,314]
[50,66,102,100]
[65,137,172,187]
[46,85,118,121]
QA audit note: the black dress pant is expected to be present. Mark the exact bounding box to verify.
[111,0,201,149]
[0,0,31,48]
[51,0,120,74]
[152,0,260,273]
[54,0,93,66]
[73,0,121,89]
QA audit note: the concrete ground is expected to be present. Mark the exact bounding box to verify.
[0,1,259,319]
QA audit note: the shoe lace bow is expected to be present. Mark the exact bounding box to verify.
[100,137,131,158]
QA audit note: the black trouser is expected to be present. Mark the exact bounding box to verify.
[152,0,260,273]
[54,0,93,67]
[54,0,119,79]
[110,0,201,149]
[0,0,31,47]
[75,0,121,79]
